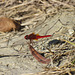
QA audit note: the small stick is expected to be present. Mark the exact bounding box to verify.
[62,39,75,46]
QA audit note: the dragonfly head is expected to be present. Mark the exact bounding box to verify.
[25,35,28,39]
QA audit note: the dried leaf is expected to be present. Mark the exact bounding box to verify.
[29,45,51,64]
[0,17,21,32]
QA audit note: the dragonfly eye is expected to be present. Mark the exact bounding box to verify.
[25,35,28,39]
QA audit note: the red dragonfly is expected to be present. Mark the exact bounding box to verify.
[25,33,52,41]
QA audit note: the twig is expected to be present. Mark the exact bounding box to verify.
[62,39,75,46]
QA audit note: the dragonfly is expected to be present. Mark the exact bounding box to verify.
[25,33,52,42]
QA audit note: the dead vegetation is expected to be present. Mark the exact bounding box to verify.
[0,17,21,32]
[0,0,74,28]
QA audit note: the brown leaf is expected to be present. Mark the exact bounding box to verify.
[29,45,51,64]
[0,17,21,32]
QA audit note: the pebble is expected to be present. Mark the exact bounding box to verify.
[68,28,74,35]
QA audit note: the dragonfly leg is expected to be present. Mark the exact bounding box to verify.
[30,40,35,46]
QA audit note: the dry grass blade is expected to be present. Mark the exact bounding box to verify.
[52,0,74,8]
[62,39,75,46]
